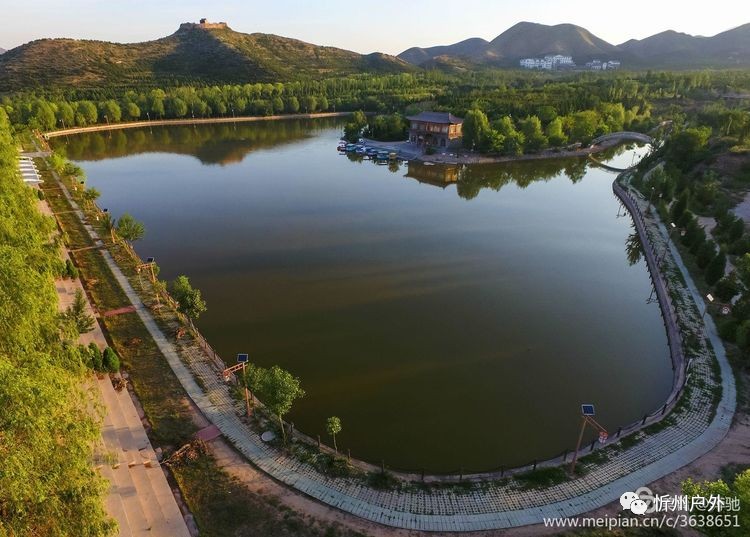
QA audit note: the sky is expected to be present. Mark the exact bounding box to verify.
[1,0,746,54]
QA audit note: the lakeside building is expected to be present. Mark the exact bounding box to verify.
[407,111,464,149]
[519,54,574,70]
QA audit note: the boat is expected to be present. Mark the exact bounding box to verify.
[355,146,367,155]
[345,144,358,152]
[366,148,378,157]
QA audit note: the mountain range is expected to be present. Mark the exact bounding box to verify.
[1,20,749,93]
[399,21,750,69]
[0,22,412,92]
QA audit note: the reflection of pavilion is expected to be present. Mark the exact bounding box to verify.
[405,162,463,188]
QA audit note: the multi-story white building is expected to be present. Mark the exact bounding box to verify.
[519,55,575,70]
[584,60,621,71]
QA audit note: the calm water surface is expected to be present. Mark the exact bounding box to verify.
[55,119,672,472]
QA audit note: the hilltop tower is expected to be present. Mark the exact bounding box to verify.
[179,19,229,31]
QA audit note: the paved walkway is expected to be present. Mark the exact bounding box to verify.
[49,163,736,530]
[96,375,191,537]
[41,172,191,537]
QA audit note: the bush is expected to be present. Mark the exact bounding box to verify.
[697,241,717,269]
[705,251,727,286]
[103,347,120,372]
[88,342,103,371]
[717,318,738,342]
[64,258,78,279]
[715,274,740,302]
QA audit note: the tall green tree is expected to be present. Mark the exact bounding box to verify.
[0,109,113,535]
[115,213,145,244]
[519,115,548,152]
[170,275,207,320]
[462,108,491,150]
[545,117,568,146]
[326,416,342,453]
[706,250,727,286]
[64,288,96,335]
[255,365,305,442]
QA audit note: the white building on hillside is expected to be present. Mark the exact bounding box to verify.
[585,60,621,71]
[519,54,575,70]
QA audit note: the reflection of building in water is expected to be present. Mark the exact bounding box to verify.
[405,162,462,188]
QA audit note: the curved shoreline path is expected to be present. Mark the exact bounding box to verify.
[43,112,354,138]
[50,151,734,530]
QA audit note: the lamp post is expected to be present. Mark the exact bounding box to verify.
[223,353,252,416]
[702,293,715,320]
[570,404,608,474]
[658,222,677,266]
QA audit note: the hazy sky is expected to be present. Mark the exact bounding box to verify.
[1,0,746,53]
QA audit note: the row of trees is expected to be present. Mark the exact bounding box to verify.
[461,101,651,155]
[7,69,750,135]
[635,104,750,353]
[0,109,114,534]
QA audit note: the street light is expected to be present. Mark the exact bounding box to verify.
[570,404,608,474]
[223,353,252,416]
[657,222,677,266]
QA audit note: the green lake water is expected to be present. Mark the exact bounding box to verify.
[55,118,671,472]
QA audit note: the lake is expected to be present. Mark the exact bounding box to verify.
[54,118,672,473]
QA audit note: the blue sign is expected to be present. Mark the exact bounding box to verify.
[237,353,249,363]
[581,404,595,416]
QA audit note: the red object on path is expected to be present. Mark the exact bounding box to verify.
[102,305,137,317]
[195,424,221,442]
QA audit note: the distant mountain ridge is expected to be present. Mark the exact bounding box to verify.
[398,21,750,68]
[618,23,750,67]
[0,21,413,92]
[1,19,749,93]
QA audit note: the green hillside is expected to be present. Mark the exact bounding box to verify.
[0,22,413,92]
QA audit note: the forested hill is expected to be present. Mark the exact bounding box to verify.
[0,22,413,92]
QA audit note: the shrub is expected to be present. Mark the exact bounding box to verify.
[103,347,120,372]
[697,240,717,269]
[736,321,750,349]
[717,318,738,342]
[88,342,103,371]
[64,258,78,279]
[705,251,727,286]
[715,274,740,302]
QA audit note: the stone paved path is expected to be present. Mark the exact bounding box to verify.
[50,163,736,531]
